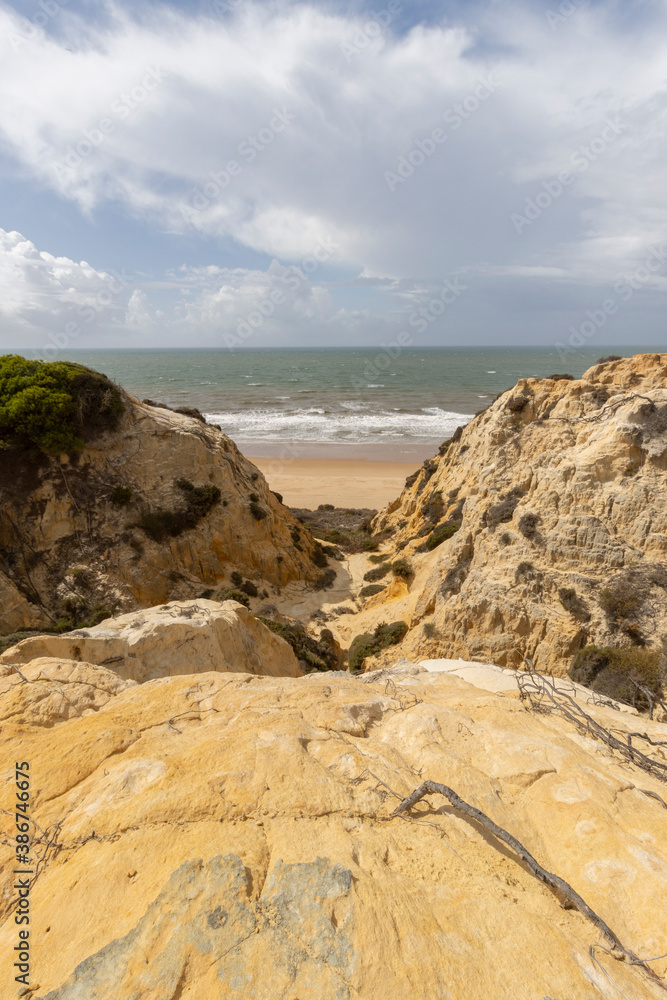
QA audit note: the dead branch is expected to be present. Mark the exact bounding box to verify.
[392,779,644,967]
[517,661,667,784]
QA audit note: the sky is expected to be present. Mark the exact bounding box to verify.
[0,0,666,354]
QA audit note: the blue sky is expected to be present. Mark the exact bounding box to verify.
[0,0,666,353]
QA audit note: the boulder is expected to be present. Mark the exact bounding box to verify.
[0,600,301,681]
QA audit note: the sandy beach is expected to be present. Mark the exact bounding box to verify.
[249,456,419,509]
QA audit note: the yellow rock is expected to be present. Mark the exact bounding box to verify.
[370,354,667,674]
[0,393,323,632]
[0,600,301,681]
[2,655,666,998]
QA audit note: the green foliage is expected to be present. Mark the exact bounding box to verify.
[218,587,250,608]
[420,521,460,551]
[518,512,540,538]
[486,487,525,528]
[0,355,123,455]
[570,644,665,710]
[348,620,408,672]
[348,633,378,672]
[258,616,337,671]
[359,584,385,598]
[249,501,267,521]
[363,563,392,583]
[368,553,390,564]
[52,604,113,633]
[230,571,243,586]
[138,479,221,541]
[558,587,591,621]
[240,579,258,598]
[312,544,329,569]
[314,568,337,591]
[391,558,413,578]
[600,584,643,622]
[111,486,133,506]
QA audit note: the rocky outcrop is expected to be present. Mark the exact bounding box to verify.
[370,353,667,675]
[0,385,327,633]
[0,599,301,681]
[1,655,665,999]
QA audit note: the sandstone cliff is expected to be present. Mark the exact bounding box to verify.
[1,641,665,999]
[0,377,327,634]
[363,353,667,677]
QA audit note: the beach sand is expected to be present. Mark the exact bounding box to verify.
[249,457,419,509]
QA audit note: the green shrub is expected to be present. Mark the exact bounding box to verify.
[486,487,525,528]
[314,569,337,590]
[312,544,329,569]
[363,563,392,583]
[420,521,460,552]
[348,620,408,672]
[139,479,221,541]
[199,589,214,599]
[218,587,250,608]
[230,571,242,586]
[518,512,540,538]
[0,355,123,455]
[600,584,643,622]
[368,553,390,564]
[258,616,337,671]
[423,622,438,639]
[348,633,378,672]
[570,644,665,710]
[391,558,413,578]
[111,486,133,506]
[240,580,258,598]
[249,501,267,521]
[558,587,590,620]
[359,584,385,598]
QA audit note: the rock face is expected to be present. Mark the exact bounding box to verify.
[371,354,667,674]
[0,600,301,681]
[0,390,326,633]
[1,656,665,999]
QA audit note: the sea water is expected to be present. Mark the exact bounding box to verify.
[52,346,640,460]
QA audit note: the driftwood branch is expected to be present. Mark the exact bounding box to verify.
[392,779,649,968]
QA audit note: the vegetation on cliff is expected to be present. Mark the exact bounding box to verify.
[0,355,123,455]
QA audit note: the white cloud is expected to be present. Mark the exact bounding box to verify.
[0,228,130,349]
[1,1,667,347]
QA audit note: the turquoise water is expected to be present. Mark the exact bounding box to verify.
[54,346,641,459]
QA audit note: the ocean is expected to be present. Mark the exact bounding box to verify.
[53,346,640,461]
